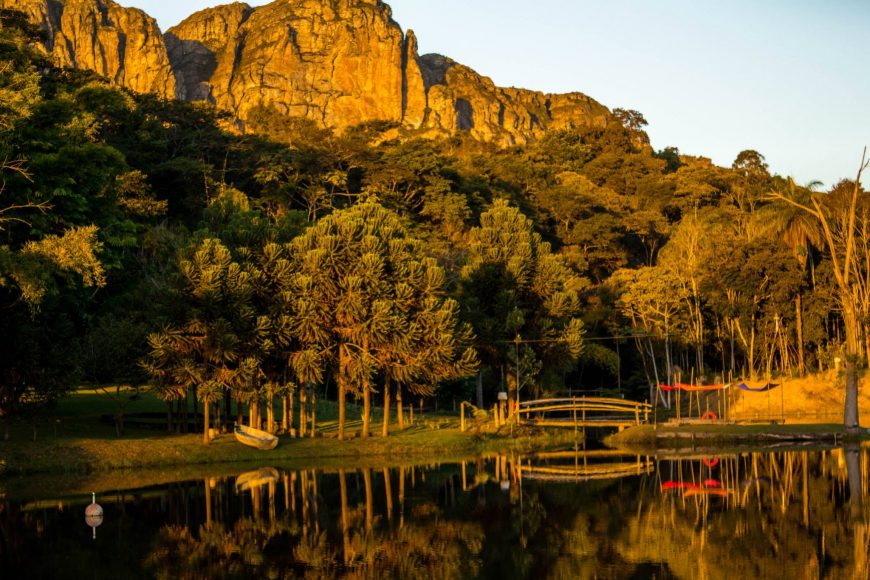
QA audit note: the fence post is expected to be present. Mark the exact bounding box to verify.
[635,403,640,425]
[460,403,465,432]
[573,397,577,429]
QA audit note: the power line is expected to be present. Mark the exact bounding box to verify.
[497,334,652,344]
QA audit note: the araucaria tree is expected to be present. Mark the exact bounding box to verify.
[288,200,477,439]
[143,239,259,444]
[461,200,585,413]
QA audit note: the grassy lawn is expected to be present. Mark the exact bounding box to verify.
[45,386,432,434]
[0,387,579,478]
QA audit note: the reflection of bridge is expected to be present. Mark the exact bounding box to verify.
[518,397,652,429]
[520,450,655,482]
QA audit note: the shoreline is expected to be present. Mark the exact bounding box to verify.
[604,423,870,453]
[0,424,578,481]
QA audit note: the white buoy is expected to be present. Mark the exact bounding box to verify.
[85,492,103,539]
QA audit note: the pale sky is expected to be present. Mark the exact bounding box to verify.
[120,0,870,188]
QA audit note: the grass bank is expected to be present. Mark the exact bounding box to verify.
[605,422,867,453]
[0,422,577,476]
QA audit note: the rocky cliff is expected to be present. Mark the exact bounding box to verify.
[0,0,175,96]
[4,0,611,143]
[166,0,415,131]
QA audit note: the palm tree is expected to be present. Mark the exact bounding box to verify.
[769,152,870,432]
[760,179,824,375]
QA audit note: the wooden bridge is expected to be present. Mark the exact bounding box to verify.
[518,397,652,429]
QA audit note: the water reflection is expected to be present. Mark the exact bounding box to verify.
[2,447,870,578]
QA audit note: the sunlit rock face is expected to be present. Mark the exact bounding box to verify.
[0,0,176,97]
[419,54,612,145]
[6,0,611,141]
[165,0,412,130]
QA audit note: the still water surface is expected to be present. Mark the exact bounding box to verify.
[3,447,870,578]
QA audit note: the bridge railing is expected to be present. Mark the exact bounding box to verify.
[517,397,652,426]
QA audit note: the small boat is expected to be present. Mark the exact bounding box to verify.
[235,467,280,492]
[234,423,279,450]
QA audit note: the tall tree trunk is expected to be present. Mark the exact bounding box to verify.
[308,382,316,438]
[844,303,861,433]
[224,390,232,432]
[795,294,806,376]
[864,325,870,371]
[633,335,653,396]
[166,400,173,433]
[845,357,860,431]
[299,386,307,437]
[338,345,347,440]
[508,373,517,419]
[382,377,391,437]
[289,388,295,437]
[475,369,484,408]
[730,320,736,373]
[692,281,704,375]
[267,392,274,434]
[203,397,210,445]
[396,383,404,430]
[361,382,371,439]
[338,381,346,440]
[664,327,673,385]
[282,395,289,434]
[749,315,757,380]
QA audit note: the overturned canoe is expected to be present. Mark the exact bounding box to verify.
[235,467,280,492]
[234,424,279,450]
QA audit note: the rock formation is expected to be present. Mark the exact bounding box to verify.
[0,0,175,97]
[165,0,412,130]
[4,0,612,142]
[420,54,610,145]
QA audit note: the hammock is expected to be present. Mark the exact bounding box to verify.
[658,384,681,392]
[737,382,780,392]
[678,382,728,392]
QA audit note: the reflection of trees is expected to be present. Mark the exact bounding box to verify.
[613,450,870,579]
[8,450,870,578]
[140,467,484,579]
[336,468,484,579]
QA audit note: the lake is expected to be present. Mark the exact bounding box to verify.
[2,446,869,578]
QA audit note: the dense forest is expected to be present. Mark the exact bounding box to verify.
[0,10,867,440]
